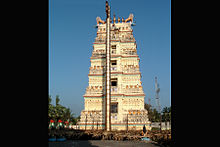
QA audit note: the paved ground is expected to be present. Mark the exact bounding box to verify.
[49,140,161,147]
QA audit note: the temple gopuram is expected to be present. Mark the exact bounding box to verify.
[78,1,151,131]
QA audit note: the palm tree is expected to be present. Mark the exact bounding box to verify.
[53,95,64,127]
[55,105,65,121]
[162,106,171,130]
[63,107,75,124]
[152,108,161,122]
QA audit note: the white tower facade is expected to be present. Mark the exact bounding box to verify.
[78,1,151,131]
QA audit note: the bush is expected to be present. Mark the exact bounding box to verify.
[151,127,160,131]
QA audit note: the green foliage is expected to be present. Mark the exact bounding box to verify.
[152,108,161,122]
[162,106,171,122]
[151,127,160,131]
[144,103,171,123]
[144,103,161,122]
[48,95,79,126]
[48,95,52,104]
[56,95,60,106]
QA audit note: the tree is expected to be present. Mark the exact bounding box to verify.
[144,103,153,122]
[168,106,171,122]
[144,103,161,122]
[48,94,83,129]
[162,106,171,130]
[63,107,75,122]
[48,95,56,122]
[70,116,77,125]
[56,95,60,106]
[162,107,169,121]
[48,95,52,104]
[152,108,161,122]
[55,104,65,122]
[144,103,152,112]
[48,94,80,128]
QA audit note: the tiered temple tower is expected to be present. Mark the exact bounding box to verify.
[79,1,151,131]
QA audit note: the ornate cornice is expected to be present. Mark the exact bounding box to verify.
[88,72,141,76]
[84,93,145,97]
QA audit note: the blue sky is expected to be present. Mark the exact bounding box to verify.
[49,0,171,116]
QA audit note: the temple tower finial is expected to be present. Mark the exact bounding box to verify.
[118,17,121,23]
[113,13,116,24]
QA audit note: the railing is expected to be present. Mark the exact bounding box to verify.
[95,36,135,43]
[123,111,149,123]
[123,88,143,94]
[122,68,139,73]
[89,69,105,74]
[121,51,137,55]
[120,37,135,42]
[94,38,105,43]
[85,88,104,95]
[92,53,106,57]
[89,67,139,73]
[85,88,144,95]
[80,111,104,124]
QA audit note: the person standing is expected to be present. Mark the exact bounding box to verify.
[143,125,147,136]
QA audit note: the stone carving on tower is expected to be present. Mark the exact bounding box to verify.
[78,2,151,131]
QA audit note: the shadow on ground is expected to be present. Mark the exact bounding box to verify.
[49,140,162,147]
[48,140,98,147]
[48,129,170,147]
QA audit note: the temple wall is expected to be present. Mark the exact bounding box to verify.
[79,16,151,131]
